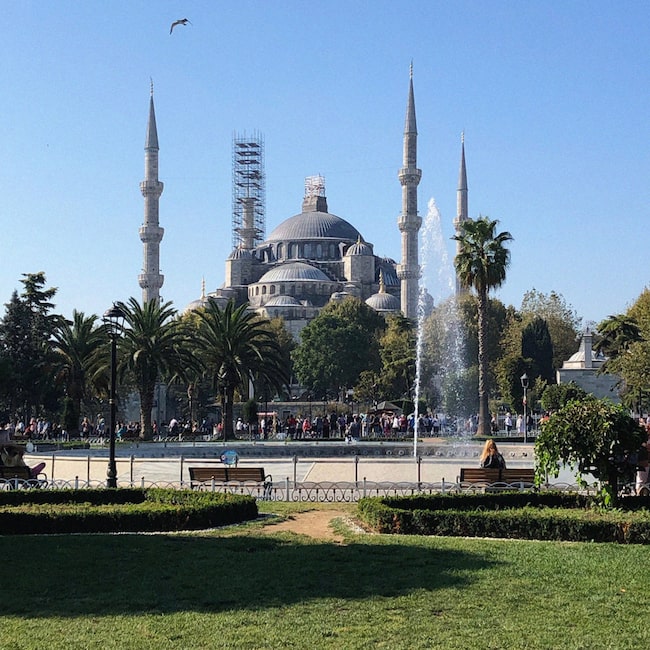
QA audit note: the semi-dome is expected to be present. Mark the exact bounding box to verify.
[264,295,301,307]
[258,261,331,283]
[266,211,361,242]
[227,247,253,260]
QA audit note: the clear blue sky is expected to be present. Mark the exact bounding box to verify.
[1,1,648,327]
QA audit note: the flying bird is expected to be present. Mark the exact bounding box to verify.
[170,18,191,34]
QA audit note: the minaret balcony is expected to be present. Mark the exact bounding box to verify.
[139,225,164,242]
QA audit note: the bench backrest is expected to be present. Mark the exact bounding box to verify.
[500,468,535,484]
[459,467,535,484]
[188,467,228,482]
[459,468,501,483]
[188,467,267,483]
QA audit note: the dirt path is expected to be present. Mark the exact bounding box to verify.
[261,509,352,542]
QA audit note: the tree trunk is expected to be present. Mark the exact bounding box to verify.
[476,290,490,437]
[222,385,235,441]
[139,386,155,440]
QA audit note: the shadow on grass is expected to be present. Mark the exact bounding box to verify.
[0,532,497,617]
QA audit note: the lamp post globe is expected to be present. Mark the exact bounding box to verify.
[103,303,125,488]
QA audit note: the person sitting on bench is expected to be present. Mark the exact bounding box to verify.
[0,445,46,478]
[479,439,506,469]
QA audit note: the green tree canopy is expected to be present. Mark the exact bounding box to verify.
[540,381,588,412]
[535,396,645,504]
[0,272,63,418]
[520,289,581,370]
[292,298,385,396]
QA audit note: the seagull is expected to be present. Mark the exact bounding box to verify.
[170,18,191,34]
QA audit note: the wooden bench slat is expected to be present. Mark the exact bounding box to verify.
[459,467,535,486]
[188,465,272,499]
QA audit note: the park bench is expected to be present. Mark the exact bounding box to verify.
[188,466,272,499]
[458,467,536,489]
[0,465,47,488]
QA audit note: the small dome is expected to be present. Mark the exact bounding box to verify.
[345,237,372,256]
[366,292,401,312]
[329,291,353,303]
[183,297,209,314]
[267,211,361,242]
[258,261,331,283]
[227,247,253,260]
[265,295,301,307]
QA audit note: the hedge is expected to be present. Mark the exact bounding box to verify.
[0,488,257,535]
[357,492,650,544]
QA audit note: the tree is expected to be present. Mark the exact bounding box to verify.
[596,295,650,410]
[594,314,642,360]
[292,298,385,395]
[535,396,645,504]
[50,310,104,434]
[453,217,512,435]
[197,299,289,440]
[540,382,588,412]
[116,298,197,440]
[376,314,417,402]
[520,289,581,370]
[521,317,554,384]
[0,273,63,419]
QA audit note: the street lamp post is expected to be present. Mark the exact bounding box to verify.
[103,303,125,488]
[520,373,529,444]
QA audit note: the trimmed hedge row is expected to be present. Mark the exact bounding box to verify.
[0,488,258,535]
[357,492,650,544]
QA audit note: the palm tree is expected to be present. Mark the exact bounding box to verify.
[196,299,290,440]
[51,310,104,435]
[453,216,513,436]
[117,298,198,439]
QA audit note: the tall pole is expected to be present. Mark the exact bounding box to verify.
[523,386,528,444]
[107,335,118,488]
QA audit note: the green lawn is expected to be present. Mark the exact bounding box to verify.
[0,502,646,649]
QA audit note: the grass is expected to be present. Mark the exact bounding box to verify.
[0,501,647,649]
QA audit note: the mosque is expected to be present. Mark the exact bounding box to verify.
[137,69,469,336]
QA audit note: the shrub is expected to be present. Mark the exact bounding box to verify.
[0,488,257,535]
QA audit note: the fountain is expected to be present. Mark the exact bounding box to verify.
[413,198,467,456]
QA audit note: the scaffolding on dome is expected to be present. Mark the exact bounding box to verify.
[232,132,265,250]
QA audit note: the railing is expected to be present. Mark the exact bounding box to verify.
[0,476,597,501]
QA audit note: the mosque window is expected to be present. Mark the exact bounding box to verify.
[262,285,267,295]
[289,243,296,258]
[304,243,311,258]
[277,243,283,259]
[270,285,276,295]
[329,244,336,258]
[280,284,285,294]
[255,287,259,296]
[316,244,322,258]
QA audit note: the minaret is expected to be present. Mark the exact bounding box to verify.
[138,84,164,304]
[453,133,468,295]
[396,64,422,319]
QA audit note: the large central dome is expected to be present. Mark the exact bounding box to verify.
[266,211,361,242]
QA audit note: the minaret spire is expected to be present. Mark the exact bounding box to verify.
[453,133,469,295]
[396,64,422,319]
[139,86,164,304]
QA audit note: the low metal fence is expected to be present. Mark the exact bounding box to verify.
[0,476,596,501]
